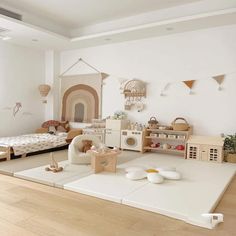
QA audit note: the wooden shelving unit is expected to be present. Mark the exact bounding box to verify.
[142,127,193,158]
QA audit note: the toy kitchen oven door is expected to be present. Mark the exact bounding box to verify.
[121,130,143,152]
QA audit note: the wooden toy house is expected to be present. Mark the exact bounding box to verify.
[186,136,224,163]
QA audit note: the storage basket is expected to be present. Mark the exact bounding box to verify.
[148,117,159,129]
[171,117,189,131]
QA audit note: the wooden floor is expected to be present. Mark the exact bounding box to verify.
[0,174,235,236]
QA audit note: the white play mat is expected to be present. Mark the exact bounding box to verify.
[14,160,93,188]
[64,154,236,229]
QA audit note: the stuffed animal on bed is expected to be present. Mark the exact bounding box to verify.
[41,120,70,133]
[80,140,93,153]
[57,121,70,132]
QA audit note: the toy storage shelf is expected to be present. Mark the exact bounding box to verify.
[143,147,185,155]
[146,128,191,134]
[142,127,193,157]
[145,137,185,142]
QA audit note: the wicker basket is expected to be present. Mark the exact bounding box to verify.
[171,117,189,131]
[148,117,159,129]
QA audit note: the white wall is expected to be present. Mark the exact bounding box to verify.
[61,25,236,136]
[0,41,45,136]
[44,50,60,121]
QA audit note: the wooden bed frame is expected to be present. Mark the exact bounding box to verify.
[5,129,83,159]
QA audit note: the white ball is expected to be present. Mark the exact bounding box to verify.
[147,173,164,184]
[126,170,147,180]
[125,166,144,173]
[159,171,181,180]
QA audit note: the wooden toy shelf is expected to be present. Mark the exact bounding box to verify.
[142,127,193,158]
[145,137,185,142]
[143,147,185,155]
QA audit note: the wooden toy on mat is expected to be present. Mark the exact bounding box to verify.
[87,148,121,174]
[45,153,63,173]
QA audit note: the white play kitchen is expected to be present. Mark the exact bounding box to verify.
[105,119,129,148]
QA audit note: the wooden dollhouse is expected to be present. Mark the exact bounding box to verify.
[186,136,224,163]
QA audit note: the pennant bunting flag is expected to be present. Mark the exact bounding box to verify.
[101,72,110,80]
[183,80,196,94]
[212,74,225,90]
[160,83,170,96]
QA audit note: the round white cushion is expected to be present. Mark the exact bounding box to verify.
[147,173,164,184]
[159,170,181,180]
[126,170,147,180]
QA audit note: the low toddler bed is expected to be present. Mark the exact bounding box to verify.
[0,133,68,157]
[0,120,83,158]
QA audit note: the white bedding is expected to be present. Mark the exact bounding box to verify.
[0,133,68,156]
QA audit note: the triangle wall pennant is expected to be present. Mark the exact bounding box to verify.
[183,80,196,94]
[183,80,196,89]
[101,72,110,80]
[212,74,225,90]
[160,83,171,96]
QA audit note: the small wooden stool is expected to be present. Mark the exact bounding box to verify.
[88,150,121,174]
[0,145,11,161]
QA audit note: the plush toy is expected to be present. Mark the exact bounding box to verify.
[57,121,70,132]
[81,140,93,153]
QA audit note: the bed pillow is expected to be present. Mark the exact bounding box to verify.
[42,120,60,128]
[57,125,67,132]
[58,121,70,132]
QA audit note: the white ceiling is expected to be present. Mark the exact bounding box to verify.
[0,0,236,50]
[0,0,200,28]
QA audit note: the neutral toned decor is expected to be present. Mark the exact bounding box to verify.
[148,117,159,129]
[121,130,144,152]
[212,74,225,90]
[143,126,193,157]
[122,79,146,111]
[105,119,129,148]
[60,74,102,122]
[187,135,224,162]
[68,134,102,164]
[13,102,22,117]
[183,80,196,94]
[171,117,190,131]
[38,84,51,103]
[45,153,63,173]
[88,149,121,173]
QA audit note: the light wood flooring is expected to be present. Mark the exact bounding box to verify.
[0,174,235,236]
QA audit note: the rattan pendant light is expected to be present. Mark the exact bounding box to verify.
[38,84,51,103]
